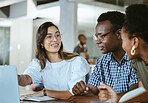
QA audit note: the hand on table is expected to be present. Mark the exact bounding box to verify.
[97,82,117,102]
[72,81,89,96]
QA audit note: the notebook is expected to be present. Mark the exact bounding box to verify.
[20,96,56,101]
[119,87,146,102]
[0,65,20,103]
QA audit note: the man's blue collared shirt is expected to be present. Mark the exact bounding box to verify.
[88,53,138,93]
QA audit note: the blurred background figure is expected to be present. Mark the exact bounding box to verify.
[74,34,92,84]
[74,34,89,62]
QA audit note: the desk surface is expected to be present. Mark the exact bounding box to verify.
[19,87,68,103]
[21,100,68,103]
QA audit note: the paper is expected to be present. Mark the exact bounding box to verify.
[119,87,146,103]
[20,96,56,101]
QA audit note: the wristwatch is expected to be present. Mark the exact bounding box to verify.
[43,88,47,96]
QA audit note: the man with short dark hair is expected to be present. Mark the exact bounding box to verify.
[69,11,138,103]
[97,4,148,103]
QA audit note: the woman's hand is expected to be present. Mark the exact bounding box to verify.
[97,82,117,102]
[17,74,32,86]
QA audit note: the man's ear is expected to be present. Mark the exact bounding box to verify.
[115,29,121,39]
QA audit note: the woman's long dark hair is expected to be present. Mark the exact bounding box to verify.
[36,22,79,69]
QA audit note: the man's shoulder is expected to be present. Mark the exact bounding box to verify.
[98,53,111,60]
[96,53,111,63]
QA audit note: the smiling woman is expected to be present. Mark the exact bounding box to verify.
[17,22,90,100]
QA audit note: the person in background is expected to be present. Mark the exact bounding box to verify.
[98,4,148,102]
[18,22,90,100]
[74,34,90,85]
[74,34,89,62]
[69,11,138,103]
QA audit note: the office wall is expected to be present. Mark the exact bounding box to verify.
[10,1,27,18]
[87,37,103,62]
[10,18,33,74]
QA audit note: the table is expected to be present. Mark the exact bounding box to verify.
[20,100,68,103]
[19,87,68,103]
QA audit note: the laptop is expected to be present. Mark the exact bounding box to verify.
[0,65,20,103]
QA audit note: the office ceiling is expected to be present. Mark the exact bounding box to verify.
[1,0,148,8]
[35,0,148,6]
[0,0,148,36]
[0,0,148,18]
[36,0,59,5]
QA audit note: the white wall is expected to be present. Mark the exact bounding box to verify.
[10,18,33,74]
[10,1,27,18]
[59,0,78,53]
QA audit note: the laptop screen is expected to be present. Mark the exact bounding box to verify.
[0,65,20,103]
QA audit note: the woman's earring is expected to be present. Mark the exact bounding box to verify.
[41,44,44,48]
[131,46,135,55]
